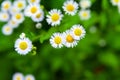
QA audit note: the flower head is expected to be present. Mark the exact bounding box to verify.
[79,9,91,20]
[2,24,13,35]
[1,0,11,11]
[63,30,78,48]
[63,0,78,16]
[25,74,35,80]
[46,9,63,26]
[12,12,24,23]
[15,33,32,55]
[12,72,24,80]
[111,0,120,6]
[70,24,86,40]
[13,0,26,11]
[79,0,91,9]
[50,33,64,48]
[0,12,10,22]
[31,9,44,22]
[24,4,40,17]
[28,0,41,4]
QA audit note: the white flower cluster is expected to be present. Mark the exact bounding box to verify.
[12,72,35,80]
[110,0,120,13]
[79,0,91,20]
[0,0,44,36]
[14,33,32,55]
[50,24,86,48]
[46,0,79,26]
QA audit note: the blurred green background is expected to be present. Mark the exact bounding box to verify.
[1,0,120,80]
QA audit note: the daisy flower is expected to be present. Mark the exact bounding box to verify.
[62,0,78,16]
[79,9,91,20]
[2,24,13,35]
[79,0,91,9]
[25,74,35,80]
[63,30,78,48]
[12,72,24,80]
[1,0,11,11]
[50,33,64,48]
[12,12,24,23]
[31,9,44,22]
[70,24,86,40]
[13,0,26,11]
[46,9,63,26]
[28,0,40,4]
[14,33,32,55]
[24,4,40,17]
[111,0,120,6]
[0,12,10,22]
[8,19,19,28]
[9,6,21,15]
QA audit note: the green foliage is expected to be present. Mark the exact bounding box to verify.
[0,0,120,80]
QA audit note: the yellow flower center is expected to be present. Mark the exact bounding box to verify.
[74,28,82,36]
[66,4,75,11]
[3,14,7,19]
[27,77,32,80]
[16,14,21,20]
[51,13,60,21]
[54,36,62,44]
[66,34,74,43]
[82,12,88,17]
[19,41,28,50]
[16,76,21,80]
[5,27,10,31]
[114,0,119,3]
[17,2,23,8]
[31,0,36,3]
[4,3,10,9]
[31,6,37,14]
[11,20,16,24]
[36,13,41,18]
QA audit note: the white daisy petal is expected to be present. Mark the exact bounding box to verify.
[28,0,41,4]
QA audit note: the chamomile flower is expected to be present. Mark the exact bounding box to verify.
[9,6,20,15]
[79,9,91,20]
[1,0,11,11]
[8,19,19,28]
[14,33,32,55]
[2,24,13,35]
[12,72,24,80]
[28,0,40,4]
[62,0,78,16]
[24,4,40,17]
[63,30,78,48]
[13,0,26,11]
[25,74,35,80]
[70,24,86,40]
[31,9,44,22]
[12,12,24,23]
[79,0,91,9]
[0,12,10,22]
[50,33,64,48]
[46,9,63,26]
[111,0,120,6]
